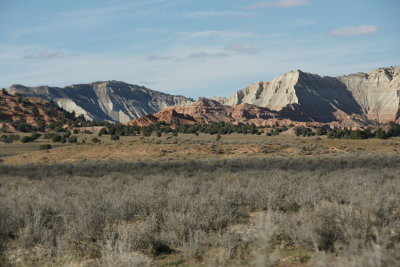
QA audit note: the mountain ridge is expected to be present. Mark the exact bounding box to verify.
[216,66,400,123]
[6,66,400,125]
[7,81,193,123]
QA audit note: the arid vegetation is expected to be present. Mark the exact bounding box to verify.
[1,91,400,266]
[0,155,399,266]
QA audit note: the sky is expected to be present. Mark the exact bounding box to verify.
[0,0,399,98]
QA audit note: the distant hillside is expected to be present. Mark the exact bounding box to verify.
[216,66,400,123]
[127,98,318,127]
[0,89,78,131]
[7,81,193,123]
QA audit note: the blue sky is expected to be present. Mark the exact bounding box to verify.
[0,0,399,98]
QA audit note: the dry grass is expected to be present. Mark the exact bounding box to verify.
[0,155,399,266]
[1,133,400,165]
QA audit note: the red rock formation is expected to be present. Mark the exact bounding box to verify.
[0,90,74,128]
[126,109,196,126]
[125,96,375,129]
[126,98,311,127]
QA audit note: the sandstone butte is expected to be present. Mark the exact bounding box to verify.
[127,66,400,127]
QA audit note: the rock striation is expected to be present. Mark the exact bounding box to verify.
[7,81,193,123]
[217,66,400,123]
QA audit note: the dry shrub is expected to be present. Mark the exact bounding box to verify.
[0,154,399,266]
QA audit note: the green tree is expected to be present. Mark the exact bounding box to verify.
[375,128,388,139]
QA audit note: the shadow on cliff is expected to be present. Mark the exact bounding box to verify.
[279,74,363,122]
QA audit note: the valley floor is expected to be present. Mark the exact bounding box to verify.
[1,134,400,266]
[1,133,400,165]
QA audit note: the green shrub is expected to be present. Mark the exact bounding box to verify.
[20,136,34,143]
[98,128,108,136]
[91,137,100,144]
[316,127,327,136]
[1,135,13,144]
[51,134,62,142]
[54,126,64,132]
[35,121,46,132]
[73,129,79,134]
[39,144,52,150]
[15,121,31,132]
[375,128,388,139]
[111,134,120,141]
[68,136,78,143]
[30,132,41,141]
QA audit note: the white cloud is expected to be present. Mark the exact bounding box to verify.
[187,52,228,59]
[23,50,65,60]
[248,0,308,9]
[329,25,379,36]
[147,55,172,61]
[184,10,251,18]
[181,30,255,39]
[224,44,259,55]
[63,0,165,17]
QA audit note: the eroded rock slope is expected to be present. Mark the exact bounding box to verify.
[7,81,193,123]
[217,66,400,123]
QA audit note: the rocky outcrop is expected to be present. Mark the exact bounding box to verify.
[127,98,306,127]
[7,81,193,123]
[0,89,75,126]
[218,66,400,123]
[126,109,197,126]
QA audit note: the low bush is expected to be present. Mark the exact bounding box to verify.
[20,136,33,143]
[68,136,78,143]
[39,144,52,150]
[91,137,100,144]
[0,155,398,266]
[0,134,19,144]
[111,134,120,141]
[51,134,61,142]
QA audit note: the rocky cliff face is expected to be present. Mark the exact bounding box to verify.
[218,66,400,123]
[7,81,193,123]
[337,67,400,122]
